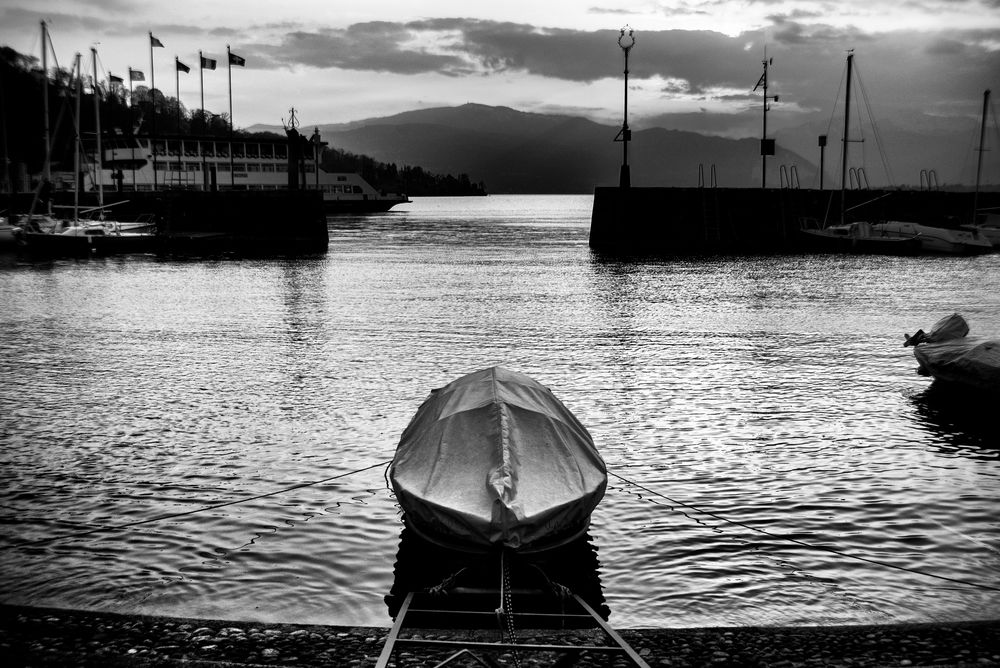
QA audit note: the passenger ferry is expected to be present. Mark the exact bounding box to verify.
[87,128,409,213]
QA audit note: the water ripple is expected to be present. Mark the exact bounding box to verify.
[1,195,998,628]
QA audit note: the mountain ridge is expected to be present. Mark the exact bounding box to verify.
[248,104,887,193]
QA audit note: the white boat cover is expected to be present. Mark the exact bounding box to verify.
[914,337,1000,392]
[389,367,607,553]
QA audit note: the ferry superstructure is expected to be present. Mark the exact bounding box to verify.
[87,130,409,213]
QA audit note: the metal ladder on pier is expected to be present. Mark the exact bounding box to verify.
[374,585,651,667]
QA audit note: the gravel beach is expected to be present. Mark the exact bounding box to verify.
[2,605,998,667]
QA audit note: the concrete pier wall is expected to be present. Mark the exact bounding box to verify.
[589,186,1000,254]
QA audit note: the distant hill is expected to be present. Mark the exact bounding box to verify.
[249,103,819,193]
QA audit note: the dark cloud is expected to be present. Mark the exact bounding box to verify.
[2,4,996,138]
[247,23,469,75]
[234,15,998,135]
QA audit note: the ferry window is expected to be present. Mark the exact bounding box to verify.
[232,163,246,172]
[261,164,275,173]
[232,143,244,158]
[216,145,229,158]
[259,145,273,159]
[304,164,315,173]
[246,144,259,158]
[336,176,347,182]
[137,184,152,191]
[153,141,166,156]
[183,141,197,157]
[246,164,260,172]
[171,162,183,171]
[353,185,363,194]
[274,146,287,159]
[167,140,180,156]
[186,163,201,172]
[275,164,287,172]
[201,141,215,157]
[155,162,168,171]
[217,163,231,172]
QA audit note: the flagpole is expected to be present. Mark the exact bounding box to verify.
[199,50,205,121]
[228,44,234,187]
[149,31,157,190]
[175,57,180,135]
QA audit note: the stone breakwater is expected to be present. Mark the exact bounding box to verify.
[2,605,999,667]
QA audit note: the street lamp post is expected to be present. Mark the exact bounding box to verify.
[615,26,635,189]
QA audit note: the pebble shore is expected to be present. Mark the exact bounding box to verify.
[2,605,998,667]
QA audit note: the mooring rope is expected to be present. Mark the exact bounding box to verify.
[608,469,1000,593]
[1,459,392,551]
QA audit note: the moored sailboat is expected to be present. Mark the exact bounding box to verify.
[798,52,920,255]
[22,36,157,255]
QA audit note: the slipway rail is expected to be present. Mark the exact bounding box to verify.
[375,587,650,668]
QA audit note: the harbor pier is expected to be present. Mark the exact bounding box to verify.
[589,186,1000,255]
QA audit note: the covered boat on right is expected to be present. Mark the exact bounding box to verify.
[904,314,1000,394]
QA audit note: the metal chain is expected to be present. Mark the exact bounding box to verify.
[500,550,522,668]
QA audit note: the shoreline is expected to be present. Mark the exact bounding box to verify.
[2,605,998,666]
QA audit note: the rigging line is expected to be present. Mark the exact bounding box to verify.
[824,63,846,140]
[607,469,1000,593]
[854,63,894,186]
[0,459,393,551]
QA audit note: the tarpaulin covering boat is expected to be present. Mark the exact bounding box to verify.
[389,367,607,553]
[905,314,1000,394]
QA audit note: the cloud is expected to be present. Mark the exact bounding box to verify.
[247,23,470,74]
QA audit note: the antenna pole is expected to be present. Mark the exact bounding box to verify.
[762,56,768,188]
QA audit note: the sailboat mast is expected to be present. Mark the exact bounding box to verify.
[92,47,104,211]
[73,53,81,224]
[972,89,990,225]
[41,21,51,185]
[840,51,853,225]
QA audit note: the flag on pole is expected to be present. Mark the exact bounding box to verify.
[228,52,246,67]
[130,69,145,81]
[151,34,164,48]
[752,71,766,92]
[201,55,217,70]
[109,74,124,85]
[177,59,190,74]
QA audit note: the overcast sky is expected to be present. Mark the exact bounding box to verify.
[2,1,998,138]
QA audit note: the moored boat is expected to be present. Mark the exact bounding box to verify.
[963,213,1000,248]
[799,218,920,255]
[904,313,1000,394]
[389,366,607,553]
[0,217,22,247]
[872,221,994,255]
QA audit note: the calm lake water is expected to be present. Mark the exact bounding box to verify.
[1,194,998,629]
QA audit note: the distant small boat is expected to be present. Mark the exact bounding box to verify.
[21,218,157,255]
[799,218,920,255]
[904,313,1000,393]
[872,221,994,255]
[0,217,22,247]
[389,367,607,553]
[963,213,1000,248]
